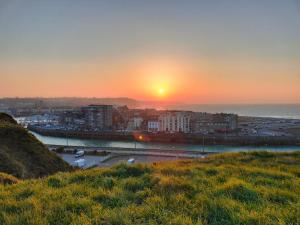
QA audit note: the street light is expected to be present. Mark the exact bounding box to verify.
[202,134,205,153]
[135,135,143,149]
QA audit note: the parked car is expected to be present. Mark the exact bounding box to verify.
[74,159,86,168]
[75,150,85,158]
[127,158,135,164]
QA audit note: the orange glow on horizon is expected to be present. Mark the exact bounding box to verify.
[132,57,194,101]
[1,57,299,104]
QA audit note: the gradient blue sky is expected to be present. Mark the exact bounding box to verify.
[0,0,299,103]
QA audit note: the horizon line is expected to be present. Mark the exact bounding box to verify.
[0,96,299,105]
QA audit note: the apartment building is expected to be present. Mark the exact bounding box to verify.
[148,120,160,133]
[159,111,192,133]
[81,105,113,130]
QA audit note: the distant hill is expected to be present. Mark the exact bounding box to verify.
[39,97,140,107]
[0,97,140,108]
[0,151,299,224]
[0,113,72,179]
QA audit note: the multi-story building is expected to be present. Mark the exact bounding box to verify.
[148,120,160,133]
[82,105,113,130]
[159,111,192,133]
[126,116,144,131]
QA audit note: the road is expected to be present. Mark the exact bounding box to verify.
[47,144,209,158]
[59,153,183,168]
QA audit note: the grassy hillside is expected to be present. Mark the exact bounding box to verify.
[0,151,299,225]
[0,113,72,179]
[0,113,17,125]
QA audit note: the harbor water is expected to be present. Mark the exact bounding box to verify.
[31,131,300,153]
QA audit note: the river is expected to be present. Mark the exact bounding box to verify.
[31,131,300,153]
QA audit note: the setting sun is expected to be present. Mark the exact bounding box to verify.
[158,88,165,95]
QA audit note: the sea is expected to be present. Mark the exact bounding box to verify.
[164,104,300,119]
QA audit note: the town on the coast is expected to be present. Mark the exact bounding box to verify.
[1,98,300,146]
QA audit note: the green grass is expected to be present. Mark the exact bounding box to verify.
[0,113,72,179]
[0,173,19,185]
[0,151,299,225]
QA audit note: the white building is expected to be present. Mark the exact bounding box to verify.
[127,117,143,131]
[148,121,160,133]
[159,111,191,133]
[133,117,143,128]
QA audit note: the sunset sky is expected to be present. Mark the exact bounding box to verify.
[0,0,299,103]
